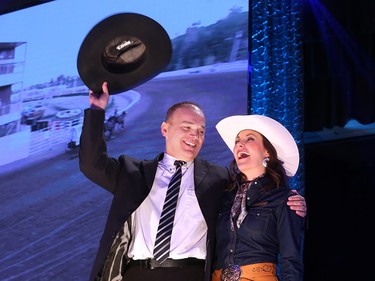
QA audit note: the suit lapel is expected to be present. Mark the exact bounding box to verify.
[193,158,209,198]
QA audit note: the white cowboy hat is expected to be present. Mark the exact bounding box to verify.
[216,114,300,176]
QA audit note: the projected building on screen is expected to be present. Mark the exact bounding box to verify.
[0,42,30,165]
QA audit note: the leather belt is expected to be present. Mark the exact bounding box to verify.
[128,258,205,269]
[212,262,277,281]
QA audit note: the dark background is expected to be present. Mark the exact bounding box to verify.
[302,0,375,131]
[302,2,375,279]
[304,135,375,280]
[1,1,375,280]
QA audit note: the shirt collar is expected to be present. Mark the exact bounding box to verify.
[161,152,193,170]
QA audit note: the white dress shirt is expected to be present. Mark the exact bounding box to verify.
[127,153,207,260]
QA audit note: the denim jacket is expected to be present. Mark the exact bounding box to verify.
[213,175,304,281]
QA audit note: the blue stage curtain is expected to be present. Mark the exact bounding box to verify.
[249,0,304,194]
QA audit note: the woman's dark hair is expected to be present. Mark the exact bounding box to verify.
[227,133,290,192]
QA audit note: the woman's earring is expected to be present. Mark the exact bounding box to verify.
[262,157,270,168]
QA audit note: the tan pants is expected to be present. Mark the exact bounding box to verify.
[212,262,278,281]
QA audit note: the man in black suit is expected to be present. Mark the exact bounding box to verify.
[79,82,307,281]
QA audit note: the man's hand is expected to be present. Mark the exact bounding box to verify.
[89,81,110,109]
[287,190,307,218]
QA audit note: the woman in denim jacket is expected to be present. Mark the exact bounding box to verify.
[212,115,304,281]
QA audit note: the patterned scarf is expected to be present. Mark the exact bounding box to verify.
[230,174,265,230]
[230,181,251,230]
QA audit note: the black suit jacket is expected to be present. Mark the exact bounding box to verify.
[79,109,229,281]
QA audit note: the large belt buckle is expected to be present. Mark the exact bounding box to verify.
[221,264,241,281]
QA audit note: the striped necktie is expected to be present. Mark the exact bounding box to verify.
[153,160,185,263]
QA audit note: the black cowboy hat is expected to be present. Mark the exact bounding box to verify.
[77,13,172,95]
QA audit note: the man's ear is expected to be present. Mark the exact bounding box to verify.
[161,122,168,137]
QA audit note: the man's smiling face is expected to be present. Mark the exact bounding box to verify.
[161,104,206,162]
